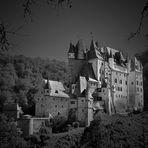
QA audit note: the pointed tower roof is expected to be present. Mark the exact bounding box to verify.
[68,42,75,53]
[80,63,97,80]
[90,40,96,51]
[88,40,103,60]
[76,39,84,52]
[76,39,84,51]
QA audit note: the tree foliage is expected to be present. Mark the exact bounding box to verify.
[0,53,69,114]
[51,115,68,133]
[0,113,27,148]
[80,113,148,148]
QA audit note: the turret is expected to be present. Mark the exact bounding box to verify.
[75,39,85,60]
[44,78,51,96]
[68,42,75,59]
[88,40,102,60]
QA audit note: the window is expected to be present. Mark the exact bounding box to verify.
[71,101,75,104]
[136,81,138,85]
[141,88,143,92]
[55,90,58,93]
[125,81,127,85]
[131,82,134,85]
[120,80,122,84]
[97,97,102,101]
[81,100,84,103]
[137,87,139,92]
[98,88,101,92]
[121,87,122,91]
[62,105,64,108]
[115,78,117,83]
[55,105,57,108]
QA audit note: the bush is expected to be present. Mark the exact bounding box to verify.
[72,121,80,128]
[80,114,147,148]
[51,115,68,133]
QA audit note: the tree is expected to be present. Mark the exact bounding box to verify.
[0,113,27,148]
[51,115,67,133]
[128,0,148,40]
[23,0,72,18]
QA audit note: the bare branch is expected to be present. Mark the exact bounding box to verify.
[128,1,148,40]
[23,0,36,19]
[22,0,72,19]
[0,21,26,51]
[0,21,10,51]
[46,0,72,8]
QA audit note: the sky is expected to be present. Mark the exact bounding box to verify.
[0,0,148,61]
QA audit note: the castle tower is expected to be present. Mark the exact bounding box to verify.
[76,39,85,60]
[68,40,86,83]
[128,57,144,111]
[88,40,104,83]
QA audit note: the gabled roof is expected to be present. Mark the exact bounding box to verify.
[44,80,69,98]
[80,62,97,80]
[50,90,69,98]
[44,80,65,91]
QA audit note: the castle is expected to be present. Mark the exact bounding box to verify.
[35,39,144,127]
[68,39,144,126]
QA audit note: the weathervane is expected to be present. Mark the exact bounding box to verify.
[90,32,94,40]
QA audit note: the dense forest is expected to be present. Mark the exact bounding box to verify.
[0,52,69,114]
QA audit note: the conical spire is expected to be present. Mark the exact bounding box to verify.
[90,39,96,51]
[68,42,75,53]
[75,39,85,59]
[76,39,84,51]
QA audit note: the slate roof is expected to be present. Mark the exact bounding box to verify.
[68,42,75,53]
[80,63,97,81]
[88,40,103,60]
[75,39,84,51]
[44,80,69,98]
